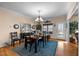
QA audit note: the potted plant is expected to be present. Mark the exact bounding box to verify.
[69,21,78,43]
[36,22,42,31]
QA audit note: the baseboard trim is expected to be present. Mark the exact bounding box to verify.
[50,37,66,41]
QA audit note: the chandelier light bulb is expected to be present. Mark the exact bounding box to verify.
[35,10,44,22]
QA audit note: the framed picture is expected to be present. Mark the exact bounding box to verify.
[14,24,19,29]
[32,25,36,29]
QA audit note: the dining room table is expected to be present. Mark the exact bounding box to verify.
[24,34,47,53]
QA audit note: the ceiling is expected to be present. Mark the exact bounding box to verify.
[73,9,78,16]
[0,2,71,20]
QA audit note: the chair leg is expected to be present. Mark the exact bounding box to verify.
[11,42,13,46]
[38,41,40,46]
[19,40,21,44]
[43,41,44,47]
[44,39,47,45]
[25,43,27,49]
[12,42,15,47]
[29,43,32,52]
[35,41,37,53]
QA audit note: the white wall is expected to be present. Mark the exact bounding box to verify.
[0,7,33,47]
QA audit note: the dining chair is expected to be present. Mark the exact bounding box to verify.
[38,35,47,47]
[25,36,33,52]
[10,32,21,46]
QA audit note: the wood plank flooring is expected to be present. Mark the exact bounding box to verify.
[56,41,78,56]
[0,40,78,56]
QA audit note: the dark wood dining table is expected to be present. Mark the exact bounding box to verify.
[24,35,39,53]
[24,35,47,53]
[30,35,38,53]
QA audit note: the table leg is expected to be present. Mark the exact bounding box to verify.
[25,43,27,49]
[35,40,37,53]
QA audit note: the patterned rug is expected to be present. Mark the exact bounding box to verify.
[12,41,58,56]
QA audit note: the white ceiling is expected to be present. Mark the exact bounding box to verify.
[0,2,71,20]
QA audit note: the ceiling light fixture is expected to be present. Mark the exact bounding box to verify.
[35,10,44,22]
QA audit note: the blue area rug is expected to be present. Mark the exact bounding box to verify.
[12,41,58,56]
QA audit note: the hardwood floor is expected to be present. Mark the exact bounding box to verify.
[56,41,78,56]
[0,40,78,56]
[0,44,19,56]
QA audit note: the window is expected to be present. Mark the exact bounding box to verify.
[43,25,47,31]
[48,25,53,32]
[43,24,53,34]
[58,23,64,38]
[58,24,64,33]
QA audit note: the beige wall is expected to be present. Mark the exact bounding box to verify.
[50,16,66,24]
[70,15,78,22]
[50,15,78,40]
[49,16,66,39]
[0,7,33,47]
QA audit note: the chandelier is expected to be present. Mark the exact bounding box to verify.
[35,10,44,22]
